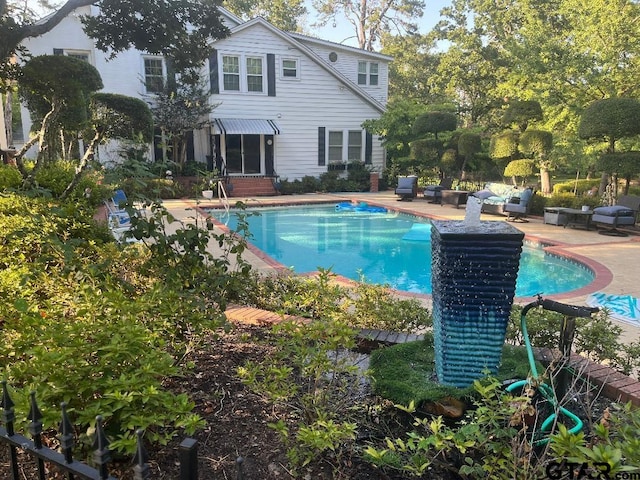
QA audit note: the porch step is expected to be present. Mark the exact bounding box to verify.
[227,177,278,197]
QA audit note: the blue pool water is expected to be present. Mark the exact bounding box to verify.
[211,205,594,297]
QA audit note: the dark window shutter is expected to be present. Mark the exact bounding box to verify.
[318,127,326,166]
[267,54,276,96]
[53,48,64,55]
[365,131,373,165]
[209,49,219,94]
[165,57,176,92]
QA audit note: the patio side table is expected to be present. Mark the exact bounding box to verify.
[441,190,469,209]
[562,208,594,230]
[543,207,569,226]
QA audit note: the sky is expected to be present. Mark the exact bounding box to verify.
[27,0,452,50]
[306,0,452,48]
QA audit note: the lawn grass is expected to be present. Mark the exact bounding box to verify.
[369,332,536,405]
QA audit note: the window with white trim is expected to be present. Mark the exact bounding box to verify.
[220,53,266,93]
[348,130,362,161]
[143,57,165,93]
[222,55,240,91]
[369,62,379,85]
[246,57,263,92]
[328,131,343,162]
[357,61,379,86]
[54,49,92,64]
[282,58,299,79]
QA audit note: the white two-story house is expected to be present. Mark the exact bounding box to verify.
[17,6,391,192]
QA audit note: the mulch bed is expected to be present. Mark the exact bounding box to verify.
[0,323,615,479]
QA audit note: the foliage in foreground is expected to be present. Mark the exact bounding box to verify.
[505,305,640,378]
[238,314,362,473]
[364,376,640,478]
[236,268,432,333]
[0,192,250,454]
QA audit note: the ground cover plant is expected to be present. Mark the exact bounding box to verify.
[1,186,640,478]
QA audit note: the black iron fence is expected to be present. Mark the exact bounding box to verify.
[1,381,200,479]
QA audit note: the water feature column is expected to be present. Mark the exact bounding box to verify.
[430,219,524,387]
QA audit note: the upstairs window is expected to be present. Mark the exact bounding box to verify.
[222,55,240,91]
[144,57,165,93]
[369,62,379,85]
[357,61,379,86]
[219,53,266,93]
[358,61,367,85]
[282,58,299,79]
[246,57,263,92]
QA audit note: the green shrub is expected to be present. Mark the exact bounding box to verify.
[28,160,110,206]
[274,164,376,194]
[238,315,361,472]
[542,192,602,210]
[2,295,204,453]
[33,160,76,196]
[278,178,304,194]
[345,161,372,191]
[553,179,601,195]
[0,164,22,189]
[236,269,431,333]
[0,193,252,457]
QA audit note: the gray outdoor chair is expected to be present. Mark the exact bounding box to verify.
[424,178,453,204]
[592,205,636,236]
[504,187,535,222]
[395,175,418,201]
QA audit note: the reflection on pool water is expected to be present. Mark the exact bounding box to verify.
[210,205,594,297]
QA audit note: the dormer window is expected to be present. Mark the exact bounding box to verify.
[358,61,379,86]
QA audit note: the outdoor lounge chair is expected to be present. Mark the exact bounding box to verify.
[423,178,453,204]
[103,189,145,242]
[591,205,636,236]
[395,175,418,201]
[504,187,535,222]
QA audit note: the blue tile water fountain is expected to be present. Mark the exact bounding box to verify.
[431,197,525,387]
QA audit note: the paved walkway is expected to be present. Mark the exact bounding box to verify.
[160,192,640,343]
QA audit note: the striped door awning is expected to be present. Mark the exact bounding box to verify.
[212,118,281,135]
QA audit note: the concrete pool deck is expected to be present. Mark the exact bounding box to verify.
[160,191,640,343]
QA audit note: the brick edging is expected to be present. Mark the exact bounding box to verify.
[535,347,640,406]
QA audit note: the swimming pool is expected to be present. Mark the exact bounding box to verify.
[210,204,594,297]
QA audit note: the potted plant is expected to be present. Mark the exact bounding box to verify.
[198,169,219,199]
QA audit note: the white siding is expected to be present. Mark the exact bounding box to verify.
[292,41,389,105]
[16,11,389,177]
[210,24,386,180]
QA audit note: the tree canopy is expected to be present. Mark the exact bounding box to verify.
[1,0,229,86]
[223,0,307,31]
[413,111,457,140]
[578,97,640,153]
[312,0,426,51]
